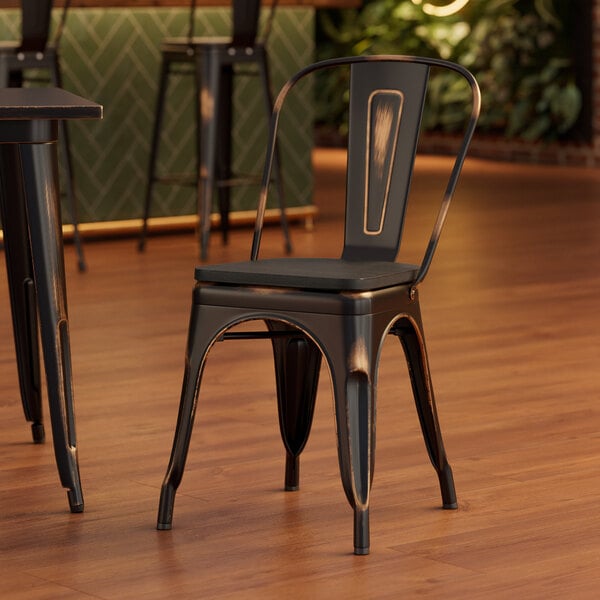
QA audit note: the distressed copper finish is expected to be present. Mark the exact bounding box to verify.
[364,90,403,235]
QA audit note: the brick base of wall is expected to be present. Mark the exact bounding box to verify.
[420,134,600,167]
[421,0,600,168]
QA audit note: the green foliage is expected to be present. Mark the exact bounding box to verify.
[316,0,582,142]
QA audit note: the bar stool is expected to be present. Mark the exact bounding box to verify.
[139,0,291,260]
[0,0,86,272]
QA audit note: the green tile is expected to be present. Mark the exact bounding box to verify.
[0,7,314,223]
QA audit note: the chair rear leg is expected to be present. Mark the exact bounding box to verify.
[394,319,457,509]
[268,322,321,491]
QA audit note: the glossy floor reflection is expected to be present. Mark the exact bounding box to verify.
[1,149,600,598]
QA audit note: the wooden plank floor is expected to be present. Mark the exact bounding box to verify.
[1,148,600,598]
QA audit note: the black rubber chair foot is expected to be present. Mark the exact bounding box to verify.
[354,547,369,556]
[284,484,299,492]
[67,488,84,513]
[443,502,458,510]
[31,422,45,444]
[157,483,176,527]
[77,259,87,273]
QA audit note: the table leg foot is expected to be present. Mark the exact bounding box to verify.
[67,487,84,513]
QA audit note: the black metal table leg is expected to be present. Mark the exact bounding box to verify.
[0,87,101,512]
[22,140,84,511]
[0,146,44,444]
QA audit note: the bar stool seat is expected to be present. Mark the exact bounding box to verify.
[139,0,291,260]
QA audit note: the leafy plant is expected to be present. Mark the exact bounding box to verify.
[316,0,582,142]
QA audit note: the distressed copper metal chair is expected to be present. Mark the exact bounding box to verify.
[0,0,86,272]
[139,0,290,260]
[157,56,480,554]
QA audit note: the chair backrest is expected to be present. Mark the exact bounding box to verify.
[342,60,429,262]
[252,56,480,285]
[188,0,278,46]
[19,0,70,52]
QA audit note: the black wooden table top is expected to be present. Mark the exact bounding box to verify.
[0,88,102,120]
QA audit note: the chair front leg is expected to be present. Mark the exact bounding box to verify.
[341,369,375,555]
[316,314,381,555]
[157,302,218,529]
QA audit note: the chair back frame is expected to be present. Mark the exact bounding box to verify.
[251,55,481,291]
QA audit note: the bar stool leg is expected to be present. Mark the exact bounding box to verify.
[258,53,292,254]
[198,51,221,261]
[51,57,87,272]
[216,64,233,246]
[19,140,84,512]
[139,56,171,252]
[194,51,202,246]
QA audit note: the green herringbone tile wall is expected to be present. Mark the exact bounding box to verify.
[0,7,314,223]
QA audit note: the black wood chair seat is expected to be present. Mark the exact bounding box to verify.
[197,258,419,291]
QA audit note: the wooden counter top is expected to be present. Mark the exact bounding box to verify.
[0,1,361,8]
